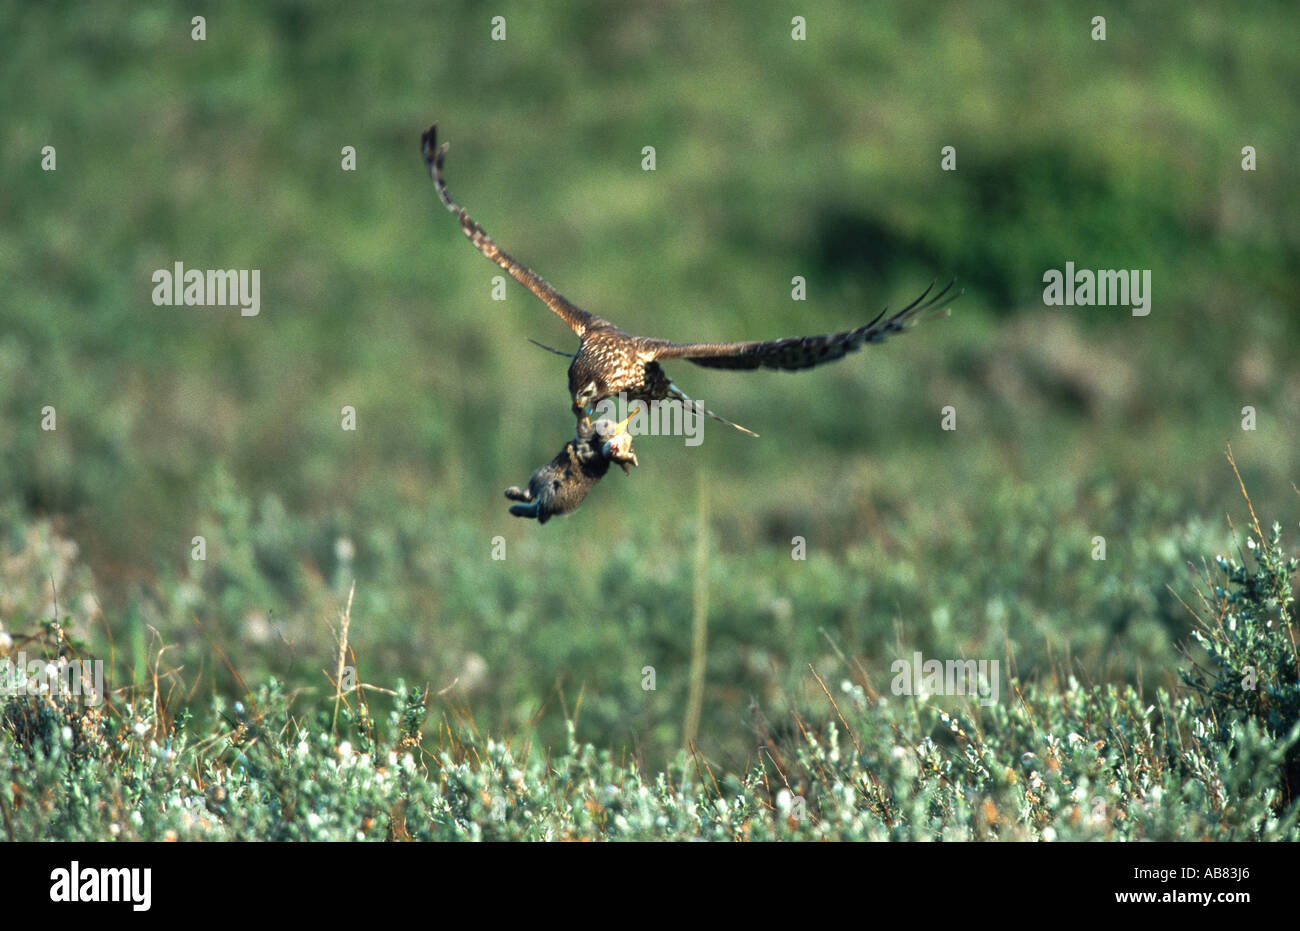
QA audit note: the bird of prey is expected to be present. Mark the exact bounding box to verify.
[422,124,957,435]
[505,407,641,523]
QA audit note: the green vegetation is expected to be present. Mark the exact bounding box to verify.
[0,0,1297,839]
[2,483,1297,839]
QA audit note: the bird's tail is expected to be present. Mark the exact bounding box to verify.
[665,383,759,438]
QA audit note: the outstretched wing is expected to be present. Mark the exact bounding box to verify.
[647,280,958,371]
[422,124,606,338]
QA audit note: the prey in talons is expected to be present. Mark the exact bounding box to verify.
[504,407,641,524]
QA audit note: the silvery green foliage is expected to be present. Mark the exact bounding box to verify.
[1181,521,1300,810]
[4,634,1298,840]
[2,502,1296,841]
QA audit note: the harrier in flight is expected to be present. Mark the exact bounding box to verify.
[422,124,957,435]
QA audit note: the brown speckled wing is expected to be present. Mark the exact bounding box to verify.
[423,125,608,338]
[650,280,958,371]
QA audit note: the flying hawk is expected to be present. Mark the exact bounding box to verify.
[422,124,956,435]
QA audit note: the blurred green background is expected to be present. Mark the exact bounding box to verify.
[1,0,1297,769]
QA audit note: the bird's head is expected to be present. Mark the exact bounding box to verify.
[573,380,601,419]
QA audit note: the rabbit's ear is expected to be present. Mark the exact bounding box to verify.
[615,404,643,434]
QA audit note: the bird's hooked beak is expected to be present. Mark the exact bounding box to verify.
[574,382,601,420]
